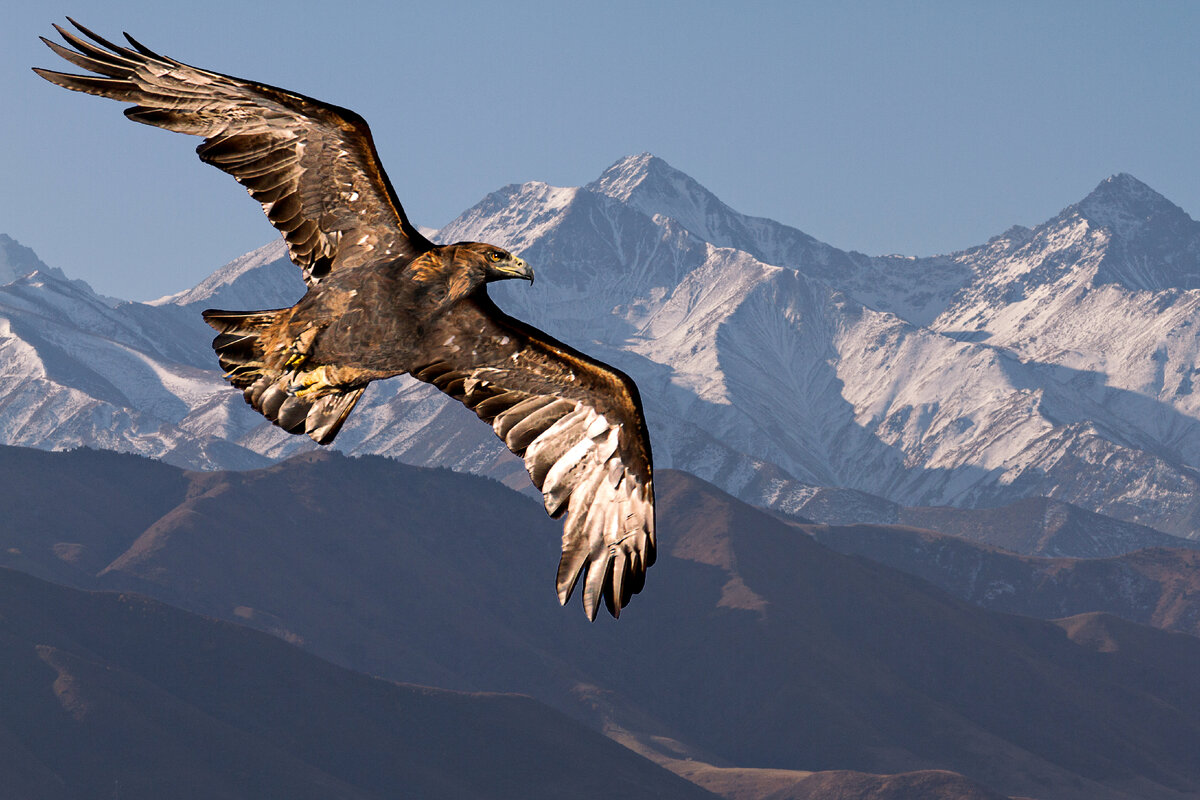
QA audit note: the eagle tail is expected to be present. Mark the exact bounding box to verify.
[202,308,366,445]
[202,308,283,389]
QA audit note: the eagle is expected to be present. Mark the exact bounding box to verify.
[35,20,655,620]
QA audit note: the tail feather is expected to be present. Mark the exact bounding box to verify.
[203,308,283,388]
[202,308,365,444]
[304,388,367,444]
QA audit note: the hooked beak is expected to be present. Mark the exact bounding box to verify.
[500,257,534,285]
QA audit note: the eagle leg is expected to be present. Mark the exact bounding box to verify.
[284,324,322,368]
[288,365,335,398]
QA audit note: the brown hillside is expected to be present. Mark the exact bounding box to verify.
[3,446,1200,799]
[0,567,716,800]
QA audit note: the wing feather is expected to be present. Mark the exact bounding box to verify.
[411,298,655,620]
[35,19,433,285]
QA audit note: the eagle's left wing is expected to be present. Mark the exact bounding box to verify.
[410,297,655,621]
[34,20,433,285]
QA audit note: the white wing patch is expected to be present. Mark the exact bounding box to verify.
[414,360,656,621]
[494,398,655,620]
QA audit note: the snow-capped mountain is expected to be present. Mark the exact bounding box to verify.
[4,156,1200,539]
[438,156,1200,536]
[0,234,46,284]
[0,252,288,470]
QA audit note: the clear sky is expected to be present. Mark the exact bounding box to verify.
[3,1,1198,300]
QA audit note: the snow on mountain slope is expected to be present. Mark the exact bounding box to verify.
[591,154,857,275]
[4,157,1200,539]
[589,154,976,327]
[0,266,279,469]
[151,239,303,311]
[438,158,1200,536]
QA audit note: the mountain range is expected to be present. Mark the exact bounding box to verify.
[3,444,1200,800]
[4,155,1200,542]
[8,151,1200,799]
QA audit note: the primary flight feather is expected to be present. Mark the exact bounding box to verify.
[35,20,655,621]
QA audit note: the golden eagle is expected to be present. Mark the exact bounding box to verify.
[36,20,654,620]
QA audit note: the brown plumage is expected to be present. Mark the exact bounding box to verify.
[36,20,655,620]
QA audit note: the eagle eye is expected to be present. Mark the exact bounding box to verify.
[488,251,503,262]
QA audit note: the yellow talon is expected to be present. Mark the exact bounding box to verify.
[283,326,321,369]
[290,365,331,398]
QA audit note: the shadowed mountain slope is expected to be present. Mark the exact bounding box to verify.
[810,522,1200,637]
[3,445,1200,799]
[783,489,1200,558]
[0,566,716,800]
[895,496,1200,557]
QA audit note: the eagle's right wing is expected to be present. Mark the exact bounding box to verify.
[35,19,433,286]
[411,296,656,622]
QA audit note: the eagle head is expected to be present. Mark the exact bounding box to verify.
[457,242,534,285]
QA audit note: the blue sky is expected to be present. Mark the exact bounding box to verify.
[3,1,1198,300]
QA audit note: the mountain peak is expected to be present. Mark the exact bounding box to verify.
[0,235,116,305]
[0,234,51,285]
[587,152,744,247]
[589,153,689,204]
[151,239,301,310]
[585,154,846,278]
[1089,172,1159,199]
[1071,173,1188,234]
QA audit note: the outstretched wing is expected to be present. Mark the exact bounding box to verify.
[34,19,433,285]
[409,296,655,621]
